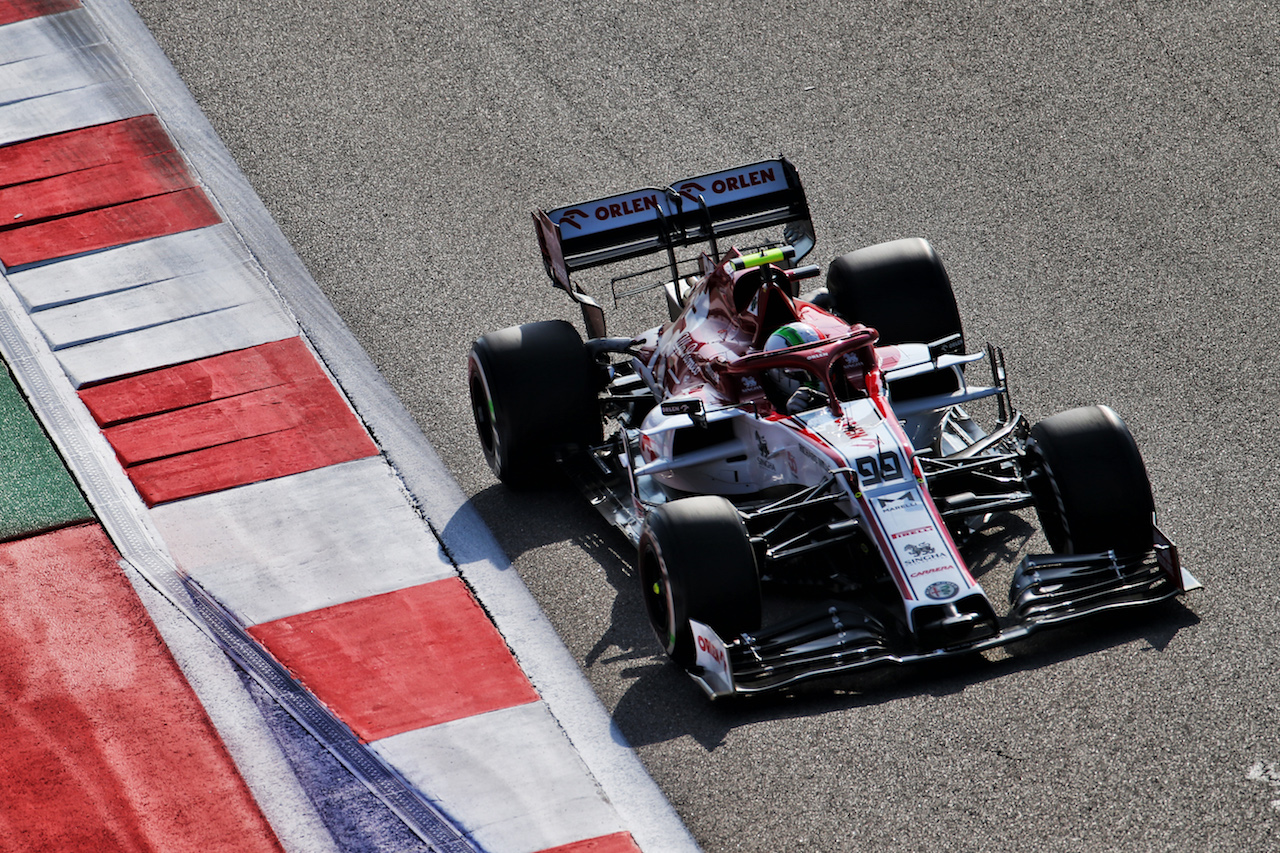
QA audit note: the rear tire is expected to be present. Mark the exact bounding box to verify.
[637,496,761,668]
[826,237,964,349]
[468,320,601,488]
[1027,405,1155,555]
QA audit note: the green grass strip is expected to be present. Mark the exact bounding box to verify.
[0,358,92,541]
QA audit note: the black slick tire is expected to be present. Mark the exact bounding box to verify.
[637,496,761,668]
[468,320,600,488]
[826,237,964,349]
[1027,405,1155,555]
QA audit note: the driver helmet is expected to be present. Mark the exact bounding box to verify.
[765,321,824,352]
[764,322,824,399]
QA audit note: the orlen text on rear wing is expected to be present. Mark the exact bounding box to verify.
[533,158,815,338]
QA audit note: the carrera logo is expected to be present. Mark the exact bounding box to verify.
[909,564,954,578]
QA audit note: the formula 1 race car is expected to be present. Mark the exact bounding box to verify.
[468,158,1200,698]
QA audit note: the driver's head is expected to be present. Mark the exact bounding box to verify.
[765,322,823,352]
[764,322,824,399]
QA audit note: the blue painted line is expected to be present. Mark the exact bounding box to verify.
[234,670,433,853]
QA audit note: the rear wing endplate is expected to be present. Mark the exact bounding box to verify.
[533,158,814,337]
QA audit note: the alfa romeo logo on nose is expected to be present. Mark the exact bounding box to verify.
[925,581,959,600]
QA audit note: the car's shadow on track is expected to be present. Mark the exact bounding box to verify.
[461,481,660,667]
[606,513,1201,752]
[610,598,1200,752]
[460,486,1200,755]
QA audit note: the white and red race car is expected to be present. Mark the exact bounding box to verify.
[468,158,1200,698]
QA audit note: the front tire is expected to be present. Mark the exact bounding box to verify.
[1027,405,1155,555]
[468,320,600,488]
[637,496,761,668]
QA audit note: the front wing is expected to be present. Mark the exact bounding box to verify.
[687,531,1201,699]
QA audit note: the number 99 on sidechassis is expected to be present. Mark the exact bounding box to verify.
[467,158,1201,699]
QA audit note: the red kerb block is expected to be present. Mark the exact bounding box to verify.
[0,116,220,268]
[0,0,81,27]
[82,338,378,505]
[249,579,540,741]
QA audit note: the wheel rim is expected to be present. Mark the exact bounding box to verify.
[1025,442,1070,552]
[639,540,677,654]
[468,361,501,466]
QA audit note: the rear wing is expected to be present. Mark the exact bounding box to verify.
[533,157,815,337]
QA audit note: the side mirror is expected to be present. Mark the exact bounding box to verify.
[661,397,708,428]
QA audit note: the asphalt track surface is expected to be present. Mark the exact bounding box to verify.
[127,1,1280,850]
